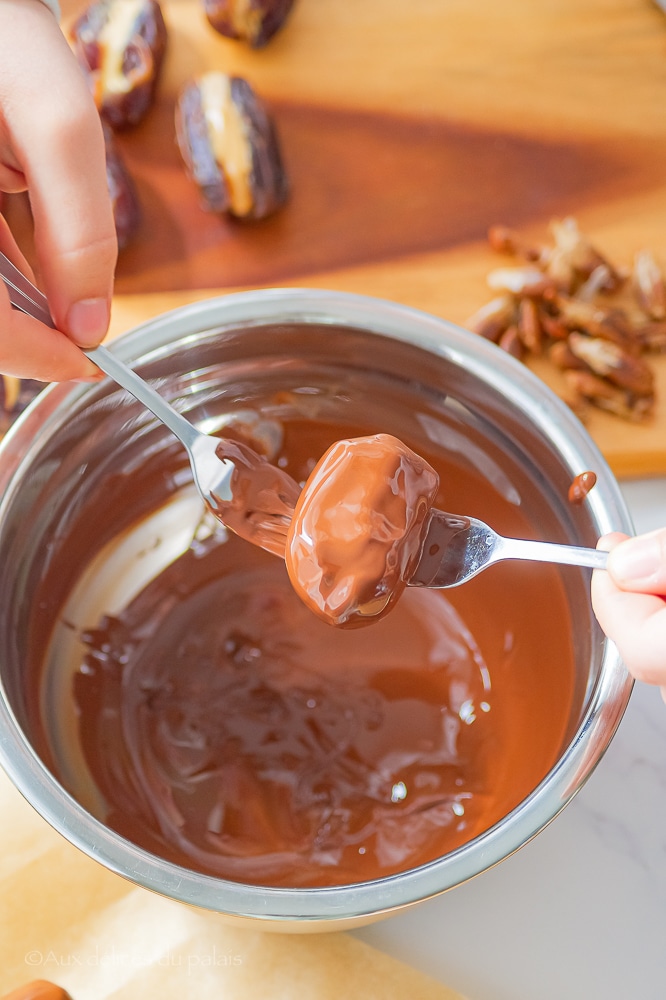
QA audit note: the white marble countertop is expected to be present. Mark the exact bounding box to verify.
[355,477,666,1000]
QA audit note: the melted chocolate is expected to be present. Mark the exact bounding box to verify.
[568,470,598,505]
[75,537,496,887]
[34,416,575,889]
[211,437,300,557]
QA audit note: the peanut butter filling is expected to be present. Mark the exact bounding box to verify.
[199,72,254,217]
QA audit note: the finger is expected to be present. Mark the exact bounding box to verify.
[3,4,117,348]
[0,276,102,382]
[0,215,100,380]
[596,531,629,554]
[592,556,666,686]
[606,528,666,595]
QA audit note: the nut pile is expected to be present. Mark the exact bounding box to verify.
[467,218,666,422]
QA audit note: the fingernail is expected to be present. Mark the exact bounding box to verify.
[610,534,661,584]
[66,298,110,347]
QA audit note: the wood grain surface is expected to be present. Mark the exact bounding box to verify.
[14,0,666,478]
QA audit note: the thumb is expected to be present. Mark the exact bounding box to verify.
[606,528,666,595]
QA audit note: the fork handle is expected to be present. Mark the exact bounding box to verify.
[497,536,609,571]
[0,249,201,451]
[0,249,54,327]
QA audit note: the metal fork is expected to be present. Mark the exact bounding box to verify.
[1,249,609,586]
[0,249,298,557]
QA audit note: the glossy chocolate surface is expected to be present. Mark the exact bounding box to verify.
[286,433,439,627]
[212,436,300,557]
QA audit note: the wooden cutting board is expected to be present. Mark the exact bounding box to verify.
[18,0,666,478]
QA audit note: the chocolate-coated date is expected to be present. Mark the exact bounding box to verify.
[203,0,295,48]
[70,0,168,130]
[175,72,289,220]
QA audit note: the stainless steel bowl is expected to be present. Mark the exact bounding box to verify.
[0,289,633,931]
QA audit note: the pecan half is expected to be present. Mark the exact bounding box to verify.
[567,332,655,397]
[203,0,295,48]
[486,266,555,297]
[70,0,168,130]
[516,297,543,354]
[465,294,515,342]
[175,72,289,220]
[538,308,569,342]
[554,296,640,354]
[498,324,524,359]
[487,225,544,262]
[633,249,666,320]
[547,216,624,293]
[565,369,654,422]
[636,320,666,353]
[549,340,586,372]
[576,263,615,302]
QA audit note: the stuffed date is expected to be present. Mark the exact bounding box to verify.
[203,0,295,48]
[175,72,288,220]
[70,0,168,130]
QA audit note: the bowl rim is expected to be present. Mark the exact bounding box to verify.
[0,288,634,923]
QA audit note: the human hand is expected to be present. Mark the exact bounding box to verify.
[592,530,666,699]
[0,0,117,382]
